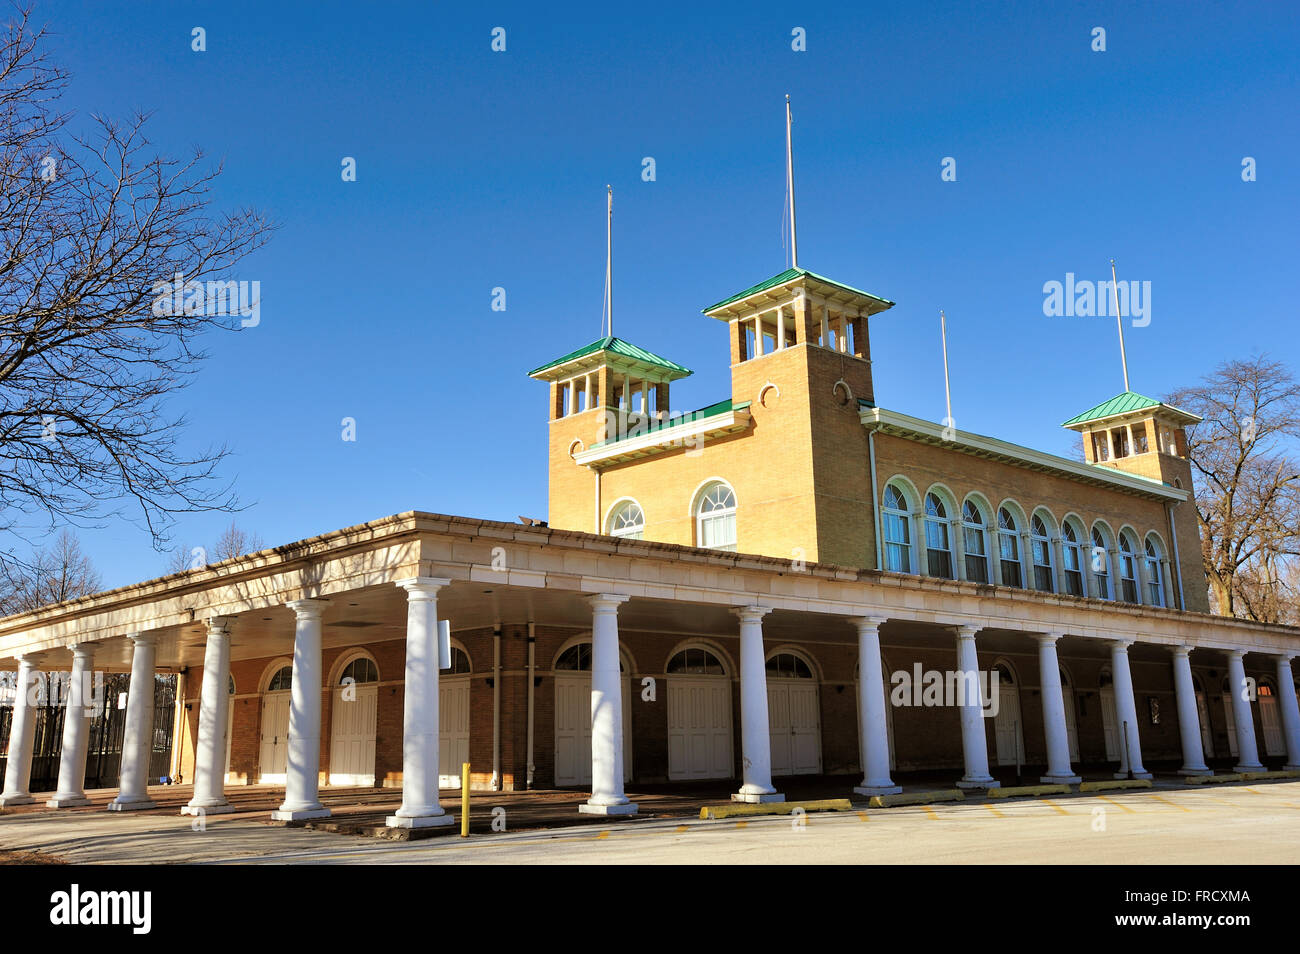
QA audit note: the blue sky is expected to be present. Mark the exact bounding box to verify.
[34,0,1300,587]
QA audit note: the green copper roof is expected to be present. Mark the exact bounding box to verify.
[589,399,748,449]
[527,336,692,378]
[702,267,895,313]
[1060,390,1202,427]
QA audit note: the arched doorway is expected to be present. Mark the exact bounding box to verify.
[1192,673,1214,758]
[1258,680,1285,757]
[992,662,1024,766]
[552,641,631,787]
[765,650,821,776]
[224,674,235,783]
[1060,666,1080,763]
[439,647,472,789]
[328,654,378,787]
[258,662,293,784]
[665,645,733,780]
[1221,677,1239,758]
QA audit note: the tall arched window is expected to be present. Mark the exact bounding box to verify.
[882,484,913,573]
[695,481,737,551]
[1061,521,1084,596]
[925,493,953,578]
[962,501,989,584]
[997,507,1023,588]
[1144,537,1166,607]
[1030,514,1055,592]
[607,500,645,539]
[1118,532,1140,603]
[1091,527,1112,600]
[339,656,378,685]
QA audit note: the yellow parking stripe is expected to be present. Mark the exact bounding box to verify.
[735,820,748,829]
[1040,799,1069,815]
[674,825,689,833]
[922,805,939,820]
[1096,795,1135,813]
[856,812,870,822]
[596,830,610,840]
[1151,795,1191,812]
[982,803,1005,818]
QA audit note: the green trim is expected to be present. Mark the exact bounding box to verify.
[588,399,746,449]
[1061,390,1199,427]
[702,267,895,313]
[527,336,692,378]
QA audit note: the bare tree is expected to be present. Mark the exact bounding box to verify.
[165,520,264,573]
[0,8,274,563]
[1167,355,1300,622]
[0,528,101,614]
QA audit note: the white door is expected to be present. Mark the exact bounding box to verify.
[258,692,291,783]
[328,684,377,786]
[1195,690,1214,758]
[768,680,821,776]
[1222,693,1239,758]
[994,682,1023,766]
[1100,687,1119,762]
[553,674,630,786]
[1260,692,1284,756]
[667,676,732,780]
[439,676,471,788]
[1063,690,1080,763]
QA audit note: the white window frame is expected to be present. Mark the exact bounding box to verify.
[694,481,737,552]
[881,484,914,574]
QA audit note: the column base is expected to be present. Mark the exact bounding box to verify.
[0,793,34,807]
[1233,762,1265,773]
[271,805,331,821]
[1113,772,1153,781]
[45,794,90,808]
[579,801,639,816]
[1040,774,1082,785]
[957,778,1000,790]
[1177,767,1214,776]
[731,791,785,804]
[181,802,237,816]
[854,784,902,797]
[106,796,156,812]
[385,812,455,829]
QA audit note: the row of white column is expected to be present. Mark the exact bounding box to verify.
[4,590,1300,815]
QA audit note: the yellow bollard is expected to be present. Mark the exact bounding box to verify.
[460,762,470,837]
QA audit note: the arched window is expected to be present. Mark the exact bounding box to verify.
[1117,532,1139,603]
[228,675,236,695]
[1061,521,1084,596]
[1144,538,1166,607]
[924,493,953,578]
[1091,527,1111,600]
[765,653,814,678]
[442,647,471,674]
[667,648,726,675]
[555,642,621,673]
[339,657,378,684]
[695,481,737,552]
[267,666,293,692]
[1030,514,1055,592]
[882,484,913,573]
[607,500,645,539]
[962,501,989,584]
[997,507,1023,588]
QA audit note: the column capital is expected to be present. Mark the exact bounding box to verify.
[204,615,233,635]
[67,641,98,660]
[732,605,772,623]
[1036,632,1064,646]
[1276,652,1297,663]
[1108,637,1135,651]
[395,577,452,599]
[587,593,631,612]
[1170,643,1194,658]
[126,632,157,647]
[1223,647,1248,660]
[286,598,329,619]
[954,623,981,640]
[847,615,888,632]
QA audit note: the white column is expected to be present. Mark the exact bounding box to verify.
[271,600,331,821]
[580,594,636,815]
[183,616,235,815]
[47,644,98,807]
[108,633,159,810]
[1037,633,1081,784]
[1171,645,1212,776]
[386,578,455,829]
[733,605,783,803]
[955,625,998,789]
[850,617,900,796]
[0,656,40,806]
[1225,649,1264,772]
[1274,654,1300,771]
[1108,639,1151,780]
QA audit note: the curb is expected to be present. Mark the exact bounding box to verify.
[699,798,853,820]
[1079,779,1153,792]
[987,784,1072,799]
[867,789,964,808]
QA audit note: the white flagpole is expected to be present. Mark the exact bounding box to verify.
[941,309,953,432]
[606,186,614,338]
[786,94,798,269]
[1111,258,1130,391]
